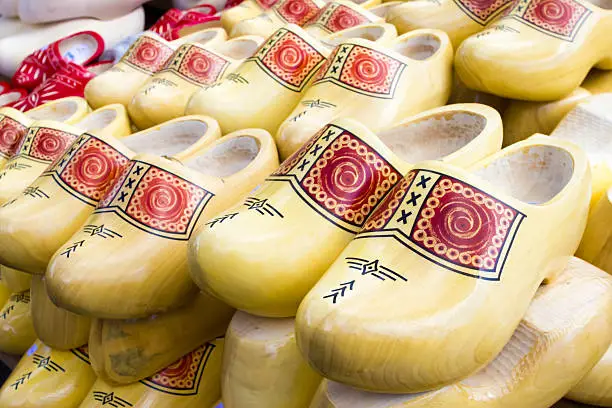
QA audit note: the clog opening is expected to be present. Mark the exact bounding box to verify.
[473,145,574,205]
[0,91,23,106]
[26,99,79,122]
[58,33,99,65]
[122,120,210,156]
[395,34,441,61]
[324,26,387,47]
[73,109,118,132]
[186,135,260,177]
[370,2,401,18]
[182,27,224,44]
[379,110,487,162]
[216,37,261,60]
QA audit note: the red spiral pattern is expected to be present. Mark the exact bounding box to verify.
[143,182,188,221]
[273,39,306,73]
[33,130,71,161]
[469,0,498,8]
[0,120,25,157]
[277,0,319,25]
[328,8,367,32]
[534,0,573,25]
[73,149,116,188]
[136,43,161,63]
[350,54,389,86]
[324,155,370,203]
[187,55,213,76]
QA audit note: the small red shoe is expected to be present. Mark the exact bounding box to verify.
[150,4,220,41]
[9,61,112,112]
[0,89,27,107]
[11,31,105,91]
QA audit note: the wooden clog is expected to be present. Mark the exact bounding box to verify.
[0,290,36,355]
[84,29,227,110]
[275,28,453,160]
[309,257,612,407]
[368,1,402,19]
[1,265,32,292]
[387,0,514,48]
[189,105,503,317]
[80,338,225,408]
[186,25,330,135]
[89,292,233,384]
[221,0,281,34]
[31,276,91,351]
[0,116,220,275]
[128,35,264,129]
[0,274,10,307]
[223,311,321,408]
[18,0,149,24]
[0,107,34,169]
[447,74,507,114]
[47,128,279,319]
[576,189,612,273]
[0,8,145,78]
[455,0,612,101]
[296,134,591,393]
[548,93,612,208]
[567,345,612,406]
[503,88,592,146]
[319,22,398,51]
[25,96,90,125]
[0,340,96,408]
[230,0,326,38]
[583,68,612,94]
[303,0,384,39]
[71,103,132,139]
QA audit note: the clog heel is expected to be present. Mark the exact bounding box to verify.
[187,25,329,135]
[503,87,592,146]
[303,0,384,39]
[47,128,279,319]
[189,104,503,317]
[275,28,453,160]
[230,0,326,38]
[128,35,265,129]
[80,338,224,408]
[84,29,227,110]
[1,265,31,292]
[0,116,220,275]
[0,340,96,408]
[31,275,90,350]
[387,0,514,48]
[309,257,612,407]
[89,292,233,384]
[455,0,612,101]
[567,345,612,406]
[223,311,321,408]
[0,290,36,355]
[296,134,591,393]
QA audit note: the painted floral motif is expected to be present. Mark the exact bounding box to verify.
[306,3,371,33]
[124,35,175,74]
[274,0,322,25]
[452,0,514,25]
[164,44,231,85]
[0,117,27,159]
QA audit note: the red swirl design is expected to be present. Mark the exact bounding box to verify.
[36,132,69,159]
[533,0,572,25]
[187,55,213,75]
[350,54,389,86]
[136,43,161,63]
[0,121,25,157]
[143,182,188,221]
[324,155,370,203]
[329,9,363,31]
[73,148,116,188]
[431,198,494,251]
[156,354,192,383]
[273,39,307,73]
[277,0,319,25]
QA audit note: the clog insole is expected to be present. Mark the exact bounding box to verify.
[59,34,99,65]
[214,38,261,60]
[185,136,260,178]
[73,109,118,133]
[26,99,80,122]
[121,119,210,157]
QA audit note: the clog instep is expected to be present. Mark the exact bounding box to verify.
[222,311,322,408]
[89,292,233,384]
[0,340,96,408]
[308,257,612,407]
[79,338,224,408]
[0,115,219,275]
[455,0,612,101]
[46,128,279,319]
[85,28,227,110]
[0,290,36,355]
[128,35,265,130]
[296,134,591,393]
[275,28,453,160]
[188,103,504,318]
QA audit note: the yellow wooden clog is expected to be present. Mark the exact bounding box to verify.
[368,1,401,19]
[79,338,225,408]
[1,265,32,292]
[0,274,10,307]
[221,0,281,34]
[275,28,453,160]
[230,0,326,38]
[303,0,384,39]
[0,290,36,355]
[0,107,33,170]
[0,116,220,275]
[31,275,91,350]
[296,134,591,393]
[576,188,612,274]
[503,88,592,146]
[455,0,612,101]
[47,128,278,319]
[128,35,264,130]
[448,74,507,114]
[548,93,612,208]
[0,340,96,408]
[189,104,503,317]
[71,103,132,138]
[223,311,321,408]
[567,345,612,406]
[84,29,227,110]
[187,25,329,136]
[583,68,612,94]
[26,97,90,125]
[89,292,233,384]
[319,22,398,52]
[309,257,612,407]
[387,0,514,48]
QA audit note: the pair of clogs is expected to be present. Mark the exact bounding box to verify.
[186,24,453,159]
